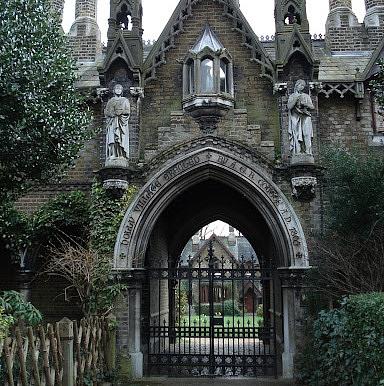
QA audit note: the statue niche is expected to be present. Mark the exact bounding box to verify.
[288,79,314,163]
[105,84,131,167]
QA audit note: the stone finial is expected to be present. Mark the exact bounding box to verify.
[75,0,97,19]
[329,0,352,10]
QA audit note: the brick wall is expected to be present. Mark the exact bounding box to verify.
[318,94,373,148]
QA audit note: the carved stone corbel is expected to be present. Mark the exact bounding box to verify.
[291,176,317,201]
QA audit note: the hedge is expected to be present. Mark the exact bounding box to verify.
[298,293,384,386]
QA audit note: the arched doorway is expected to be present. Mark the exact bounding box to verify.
[114,138,309,379]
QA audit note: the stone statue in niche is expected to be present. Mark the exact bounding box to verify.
[288,79,314,156]
[105,84,130,164]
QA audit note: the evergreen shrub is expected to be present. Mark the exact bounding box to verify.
[298,293,384,386]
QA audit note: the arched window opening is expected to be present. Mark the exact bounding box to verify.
[284,5,301,25]
[201,58,214,93]
[117,3,132,30]
[186,60,195,95]
[220,59,230,94]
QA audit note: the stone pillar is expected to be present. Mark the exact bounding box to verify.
[115,277,144,380]
[281,287,295,378]
[278,268,309,379]
[68,0,101,63]
[326,0,358,28]
[127,286,143,378]
[326,0,360,51]
[365,0,384,9]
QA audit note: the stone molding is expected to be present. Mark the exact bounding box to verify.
[144,136,275,178]
[103,179,129,191]
[114,141,310,270]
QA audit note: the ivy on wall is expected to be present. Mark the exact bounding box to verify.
[1,181,138,264]
[371,59,384,110]
[90,182,138,257]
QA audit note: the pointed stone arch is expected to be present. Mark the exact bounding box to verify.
[114,137,309,270]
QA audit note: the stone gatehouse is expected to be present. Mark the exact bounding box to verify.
[6,0,384,380]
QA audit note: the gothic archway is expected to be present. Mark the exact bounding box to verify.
[113,137,309,379]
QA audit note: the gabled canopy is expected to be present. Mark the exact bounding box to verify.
[280,25,314,67]
[191,25,224,53]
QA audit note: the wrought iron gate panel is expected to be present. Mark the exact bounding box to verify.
[147,243,277,377]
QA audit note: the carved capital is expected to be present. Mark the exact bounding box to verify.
[291,176,317,201]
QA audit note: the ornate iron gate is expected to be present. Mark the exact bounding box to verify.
[146,242,277,377]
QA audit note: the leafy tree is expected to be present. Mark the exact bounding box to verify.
[313,148,384,298]
[371,59,384,110]
[0,0,92,201]
[322,147,384,234]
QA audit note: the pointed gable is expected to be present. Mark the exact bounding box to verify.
[280,25,314,67]
[143,0,275,83]
[103,30,139,73]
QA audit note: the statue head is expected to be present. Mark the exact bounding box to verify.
[113,84,124,96]
[294,79,306,93]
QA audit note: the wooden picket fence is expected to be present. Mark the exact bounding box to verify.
[0,315,116,386]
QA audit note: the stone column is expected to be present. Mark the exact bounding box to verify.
[278,268,308,379]
[326,0,359,51]
[75,0,97,19]
[326,0,358,28]
[365,0,384,9]
[127,285,143,378]
[115,275,144,380]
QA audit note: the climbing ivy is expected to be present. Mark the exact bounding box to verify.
[0,308,14,340]
[90,182,138,257]
[0,191,90,261]
[31,190,90,246]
